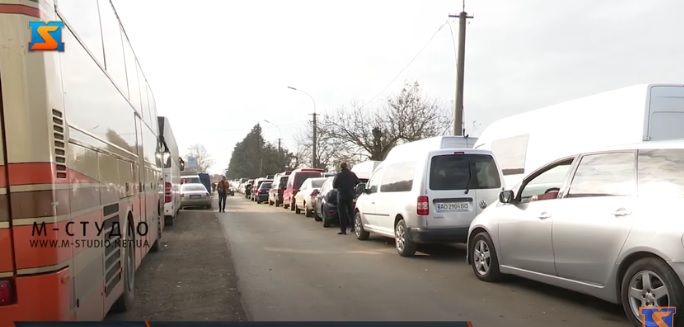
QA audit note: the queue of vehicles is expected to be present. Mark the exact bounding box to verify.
[234,84,684,327]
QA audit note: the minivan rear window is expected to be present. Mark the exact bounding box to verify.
[295,172,322,188]
[429,154,501,190]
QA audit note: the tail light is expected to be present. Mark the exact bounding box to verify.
[310,190,319,197]
[0,279,15,305]
[164,182,172,203]
[417,196,429,215]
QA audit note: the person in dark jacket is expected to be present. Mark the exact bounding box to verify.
[332,162,360,235]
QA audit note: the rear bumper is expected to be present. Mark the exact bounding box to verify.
[181,198,212,207]
[323,203,338,220]
[407,227,469,244]
[257,194,269,201]
[0,268,72,325]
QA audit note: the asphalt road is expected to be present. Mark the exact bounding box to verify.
[106,201,247,321]
[222,195,632,327]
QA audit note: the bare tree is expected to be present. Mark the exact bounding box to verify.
[293,123,342,170]
[320,81,452,161]
[186,144,214,172]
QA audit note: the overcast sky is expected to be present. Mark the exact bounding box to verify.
[111,0,684,174]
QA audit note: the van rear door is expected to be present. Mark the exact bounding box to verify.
[647,85,684,141]
[425,151,502,229]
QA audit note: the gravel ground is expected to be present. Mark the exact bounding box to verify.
[106,203,247,321]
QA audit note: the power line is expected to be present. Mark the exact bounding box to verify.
[358,21,449,110]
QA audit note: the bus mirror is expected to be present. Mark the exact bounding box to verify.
[179,159,185,171]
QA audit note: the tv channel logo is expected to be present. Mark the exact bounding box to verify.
[640,306,676,327]
[28,21,65,51]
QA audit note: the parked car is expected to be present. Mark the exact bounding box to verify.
[269,172,291,206]
[244,180,254,198]
[180,183,212,209]
[251,178,272,201]
[314,176,338,227]
[283,168,325,210]
[467,140,684,327]
[354,136,504,257]
[293,177,326,216]
[255,181,272,204]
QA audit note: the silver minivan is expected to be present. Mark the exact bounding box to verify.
[353,147,504,257]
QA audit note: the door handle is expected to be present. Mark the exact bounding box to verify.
[538,212,551,220]
[613,208,632,217]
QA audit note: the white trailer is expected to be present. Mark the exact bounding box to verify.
[474,83,684,187]
[159,116,184,226]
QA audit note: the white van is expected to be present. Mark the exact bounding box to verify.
[350,160,382,182]
[159,116,184,226]
[474,83,684,188]
[353,136,504,257]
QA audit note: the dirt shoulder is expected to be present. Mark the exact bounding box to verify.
[106,207,248,321]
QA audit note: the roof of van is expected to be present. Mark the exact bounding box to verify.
[384,136,479,160]
[475,84,681,144]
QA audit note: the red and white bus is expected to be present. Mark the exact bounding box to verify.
[0,0,164,323]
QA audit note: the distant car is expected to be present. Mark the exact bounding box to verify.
[314,176,338,227]
[255,182,272,204]
[293,177,326,217]
[180,183,212,209]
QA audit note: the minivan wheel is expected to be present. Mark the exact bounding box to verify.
[470,232,502,282]
[621,257,684,327]
[354,212,369,240]
[394,219,416,257]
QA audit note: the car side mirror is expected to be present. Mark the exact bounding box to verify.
[499,190,515,204]
[355,183,366,195]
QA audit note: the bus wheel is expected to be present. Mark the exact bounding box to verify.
[112,222,136,312]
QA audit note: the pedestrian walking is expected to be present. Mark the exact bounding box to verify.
[332,162,360,235]
[217,176,229,212]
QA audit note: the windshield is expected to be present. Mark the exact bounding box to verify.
[278,177,288,188]
[311,179,325,188]
[429,154,502,190]
[294,172,322,188]
[181,177,201,184]
[260,182,272,189]
[182,184,206,192]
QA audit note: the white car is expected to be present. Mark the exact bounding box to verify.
[294,177,326,217]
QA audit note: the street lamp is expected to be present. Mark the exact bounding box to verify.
[287,85,317,168]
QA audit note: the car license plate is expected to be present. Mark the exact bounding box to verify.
[190,195,200,199]
[435,202,469,212]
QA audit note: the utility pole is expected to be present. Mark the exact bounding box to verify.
[311,113,317,168]
[277,138,282,168]
[449,1,473,136]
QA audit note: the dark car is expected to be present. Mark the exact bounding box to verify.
[314,176,338,227]
[244,182,253,198]
[256,182,272,204]
[251,178,272,201]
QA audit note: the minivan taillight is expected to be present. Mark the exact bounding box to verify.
[0,279,15,305]
[417,196,429,215]
[165,182,172,203]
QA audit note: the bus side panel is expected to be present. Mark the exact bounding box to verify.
[68,142,105,320]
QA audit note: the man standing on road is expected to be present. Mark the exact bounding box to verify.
[333,162,360,235]
[217,176,229,212]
